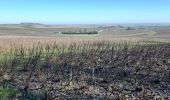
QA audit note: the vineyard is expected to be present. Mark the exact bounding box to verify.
[0,41,170,99]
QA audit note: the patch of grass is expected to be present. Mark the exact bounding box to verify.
[0,86,18,99]
[147,31,157,36]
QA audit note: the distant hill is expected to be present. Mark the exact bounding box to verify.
[0,23,58,28]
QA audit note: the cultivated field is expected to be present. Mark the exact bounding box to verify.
[0,24,170,99]
[0,24,170,52]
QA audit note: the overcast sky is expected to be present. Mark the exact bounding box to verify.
[0,0,170,24]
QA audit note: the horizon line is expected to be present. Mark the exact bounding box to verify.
[1,22,170,25]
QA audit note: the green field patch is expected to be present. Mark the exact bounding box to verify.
[61,31,98,35]
[146,31,157,37]
[0,85,18,99]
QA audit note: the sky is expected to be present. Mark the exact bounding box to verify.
[0,0,170,24]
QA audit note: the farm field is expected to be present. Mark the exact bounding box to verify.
[0,24,170,52]
[0,24,170,99]
[1,0,170,99]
